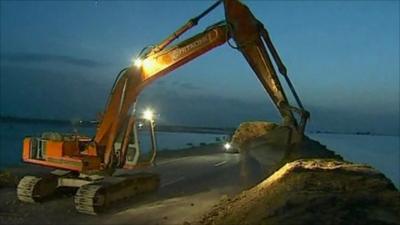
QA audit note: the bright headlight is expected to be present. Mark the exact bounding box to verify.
[134,58,143,67]
[224,142,231,150]
[142,109,154,121]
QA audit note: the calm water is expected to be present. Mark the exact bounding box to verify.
[0,122,398,187]
[309,133,399,187]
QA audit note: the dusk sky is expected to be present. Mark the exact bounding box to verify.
[0,0,399,135]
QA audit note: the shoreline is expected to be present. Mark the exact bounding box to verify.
[1,117,397,137]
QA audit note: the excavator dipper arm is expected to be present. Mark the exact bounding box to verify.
[223,0,309,139]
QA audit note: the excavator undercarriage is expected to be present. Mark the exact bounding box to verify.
[17,171,159,215]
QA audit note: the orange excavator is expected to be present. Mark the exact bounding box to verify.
[17,0,309,215]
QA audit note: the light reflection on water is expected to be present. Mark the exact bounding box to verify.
[0,122,398,187]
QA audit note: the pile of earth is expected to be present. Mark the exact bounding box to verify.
[230,121,341,161]
[198,159,400,225]
[230,122,279,150]
[231,121,342,180]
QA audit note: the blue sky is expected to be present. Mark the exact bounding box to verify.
[0,0,399,135]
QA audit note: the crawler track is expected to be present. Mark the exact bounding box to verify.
[74,184,105,215]
[74,173,160,215]
[17,175,58,203]
[17,176,42,203]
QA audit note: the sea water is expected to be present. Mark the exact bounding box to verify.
[309,133,399,187]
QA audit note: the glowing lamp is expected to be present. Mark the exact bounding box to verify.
[224,142,231,150]
[142,109,154,121]
[134,58,143,67]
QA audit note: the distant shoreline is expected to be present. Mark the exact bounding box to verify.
[0,116,235,135]
[308,130,398,137]
[0,115,397,137]
[0,115,89,125]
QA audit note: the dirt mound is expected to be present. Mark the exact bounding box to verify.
[280,136,343,164]
[231,122,279,150]
[198,159,400,225]
[239,127,343,184]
